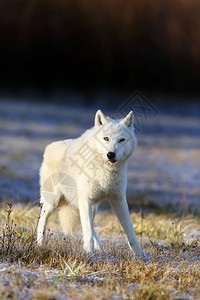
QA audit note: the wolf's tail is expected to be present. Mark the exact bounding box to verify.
[58,202,80,234]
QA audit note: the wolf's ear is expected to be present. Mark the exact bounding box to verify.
[95,110,108,127]
[121,111,134,128]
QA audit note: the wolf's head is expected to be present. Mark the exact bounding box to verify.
[93,110,137,165]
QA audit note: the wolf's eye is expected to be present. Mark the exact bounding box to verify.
[104,137,109,141]
[119,138,125,143]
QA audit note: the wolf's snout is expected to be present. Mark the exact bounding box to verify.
[107,152,116,160]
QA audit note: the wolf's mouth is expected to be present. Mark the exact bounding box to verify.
[108,159,118,164]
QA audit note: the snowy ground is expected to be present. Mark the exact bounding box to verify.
[0,97,199,213]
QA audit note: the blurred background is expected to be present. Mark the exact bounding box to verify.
[1,0,200,96]
[0,0,199,213]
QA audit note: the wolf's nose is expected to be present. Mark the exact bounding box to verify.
[107,152,116,160]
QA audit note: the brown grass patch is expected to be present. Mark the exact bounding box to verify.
[0,203,199,299]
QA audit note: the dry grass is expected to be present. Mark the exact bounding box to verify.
[0,203,200,299]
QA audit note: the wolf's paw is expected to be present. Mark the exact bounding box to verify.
[83,252,99,265]
[94,242,103,252]
[135,251,148,262]
[140,252,152,263]
[36,239,43,246]
[142,252,148,262]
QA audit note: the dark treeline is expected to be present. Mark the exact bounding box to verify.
[0,0,200,96]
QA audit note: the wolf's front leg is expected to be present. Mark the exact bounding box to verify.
[109,196,146,259]
[92,205,103,251]
[79,198,94,253]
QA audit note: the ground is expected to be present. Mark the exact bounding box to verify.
[0,204,200,299]
[0,97,200,299]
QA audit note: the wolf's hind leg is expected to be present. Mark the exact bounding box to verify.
[37,199,55,245]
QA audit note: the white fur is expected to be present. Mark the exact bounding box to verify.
[37,110,146,259]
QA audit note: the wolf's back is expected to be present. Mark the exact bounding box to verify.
[40,140,72,183]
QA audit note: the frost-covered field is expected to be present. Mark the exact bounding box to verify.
[0,204,200,299]
[0,98,199,212]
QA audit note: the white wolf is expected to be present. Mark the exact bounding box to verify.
[37,110,146,259]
